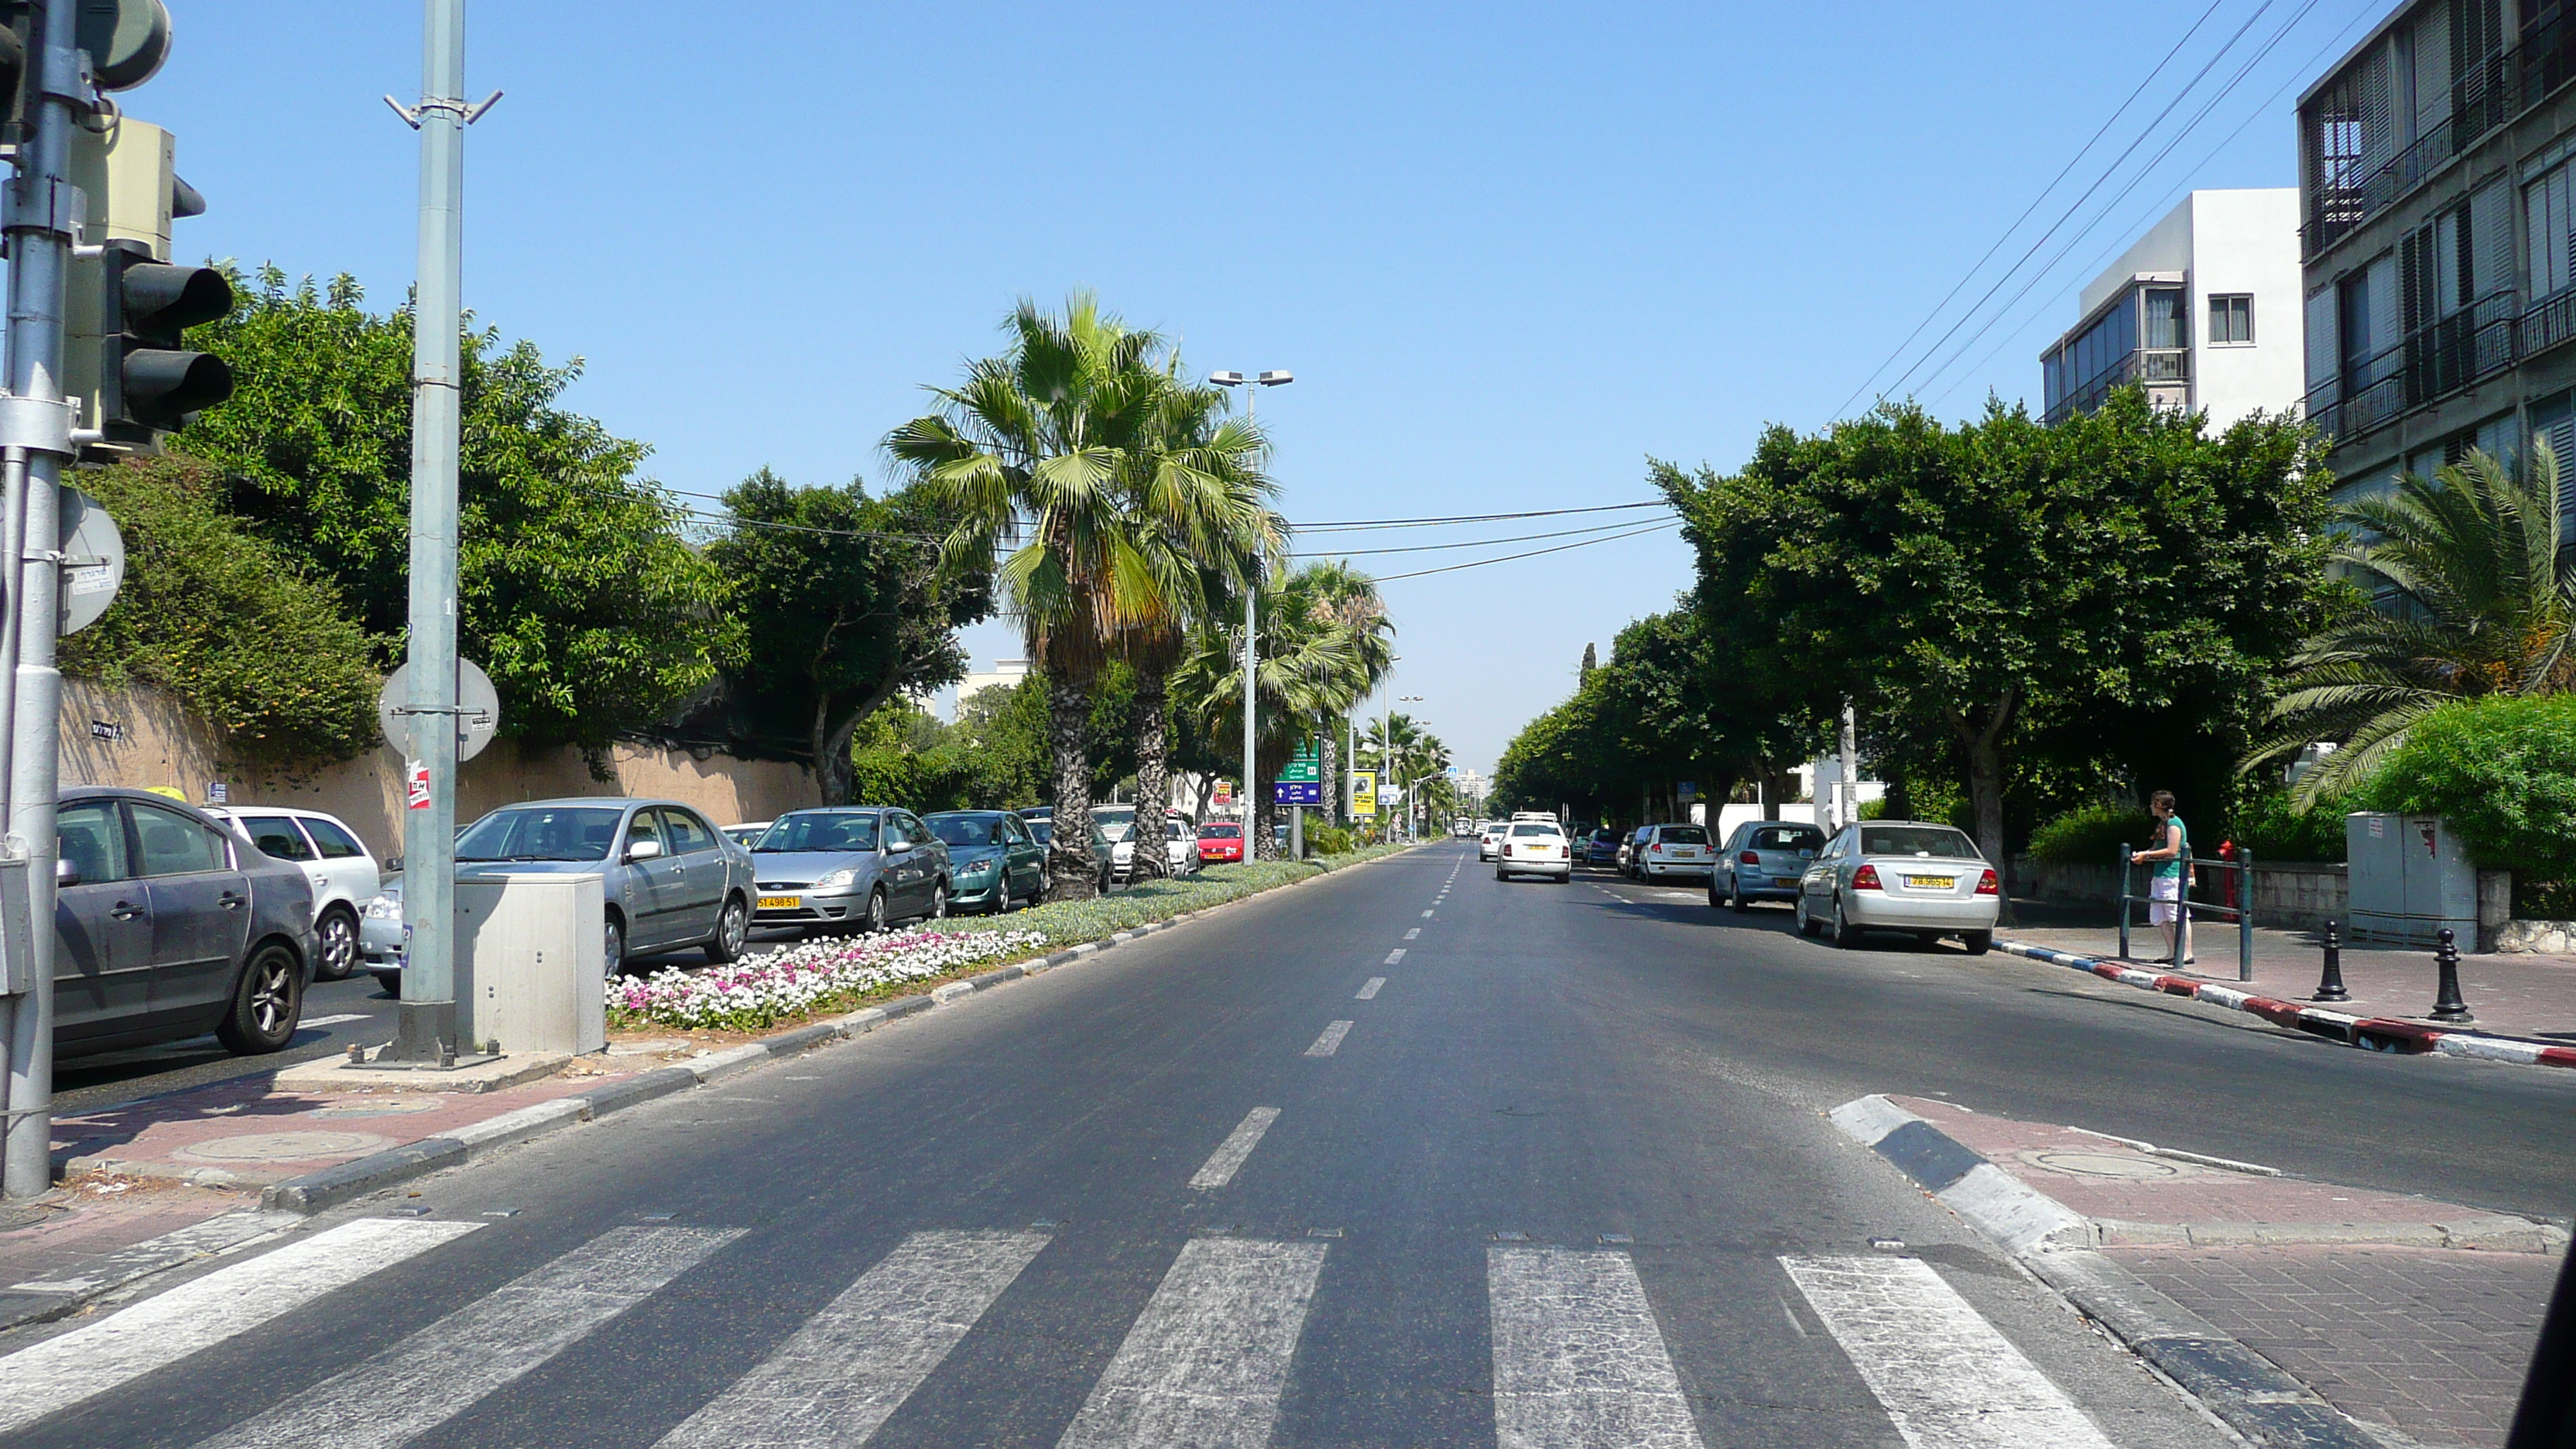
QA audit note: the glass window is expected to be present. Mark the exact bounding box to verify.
[1660,827,1709,845]
[457,806,625,863]
[1007,817,1033,845]
[625,810,665,853]
[658,808,715,855]
[2143,286,2187,349]
[759,811,882,853]
[240,814,314,862]
[886,814,921,847]
[2209,294,2253,344]
[1860,825,1982,859]
[303,816,368,859]
[925,814,997,848]
[2530,161,2576,301]
[1201,824,1241,839]
[1751,825,1825,851]
[1509,823,1560,838]
[131,803,228,877]
[57,800,127,884]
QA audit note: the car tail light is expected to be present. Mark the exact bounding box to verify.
[1739,851,1761,865]
[1852,863,1883,890]
[1649,844,1664,855]
[1976,868,2000,895]
[1502,844,1513,857]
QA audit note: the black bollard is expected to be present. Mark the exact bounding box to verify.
[2430,927,2475,1024]
[2314,920,2349,1002]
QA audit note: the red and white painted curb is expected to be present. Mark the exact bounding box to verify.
[1995,940,2576,1071]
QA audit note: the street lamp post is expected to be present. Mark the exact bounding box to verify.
[1210,370,1290,854]
[1391,694,1423,838]
[1358,655,1396,841]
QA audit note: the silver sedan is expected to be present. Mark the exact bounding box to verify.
[1793,820,1999,953]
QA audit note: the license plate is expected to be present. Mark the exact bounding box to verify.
[1905,875,1955,889]
[758,895,801,910]
[1775,876,1801,887]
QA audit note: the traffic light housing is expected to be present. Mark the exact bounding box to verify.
[87,237,229,441]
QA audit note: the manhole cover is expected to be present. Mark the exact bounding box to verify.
[310,1100,447,1119]
[2020,1149,2188,1180]
[173,1131,393,1163]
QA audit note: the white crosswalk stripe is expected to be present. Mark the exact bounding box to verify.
[0,1217,481,1436]
[1486,1245,1706,1449]
[195,1225,740,1449]
[1054,1236,1328,1449]
[1780,1255,2116,1449]
[658,1229,1048,1448]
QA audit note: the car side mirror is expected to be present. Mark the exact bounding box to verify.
[384,855,403,872]
[54,858,79,887]
[626,839,664,862]
[887,838,913,854]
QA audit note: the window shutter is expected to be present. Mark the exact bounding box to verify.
[2307,284,2340,392]
[2469,178,2513,300]
[2529,390,2576,522]
[2413,0,2453,142]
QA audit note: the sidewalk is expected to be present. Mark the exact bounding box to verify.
[1862,1094,2567,1448]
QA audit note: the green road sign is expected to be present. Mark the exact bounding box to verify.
[1279,738,1323,783]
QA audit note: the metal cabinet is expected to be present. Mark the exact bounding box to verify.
[2346,812,2477,946]
[456,874,605,1055]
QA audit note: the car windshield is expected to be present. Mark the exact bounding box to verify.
[1202,824,1241,839]
[758,811,881,853]
[454,807,624,862]
[926,814,1000,848]
[1102,823,1135,842]
[1660,827,1709,845]
[1509,823,1560,838]
[1861,826,1980,859]
[1749,826,1824,851]
[1026,820,1056,844]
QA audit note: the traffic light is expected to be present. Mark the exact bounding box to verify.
[87,236,229,442]
[0,2,33,148]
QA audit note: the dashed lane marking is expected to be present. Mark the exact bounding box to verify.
[1403,928,1420,940]
[1356,978,1385,1001]
[1303,1022,1354,1057]
[1189,1108,1283,1190]
[1385,949,1406,965]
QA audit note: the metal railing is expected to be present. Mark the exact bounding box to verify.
[2116,843,2254,982]
[2043,348,2188,426]
[2303,289,2523,441]
[2303,41,2545,260]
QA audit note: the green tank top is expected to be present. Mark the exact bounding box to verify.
[2154,816,2188,881]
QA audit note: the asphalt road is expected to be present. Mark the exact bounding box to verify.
[2,840,2566,1447]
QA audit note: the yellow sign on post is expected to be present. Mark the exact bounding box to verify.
[1351,771,1378,817]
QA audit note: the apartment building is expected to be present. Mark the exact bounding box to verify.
[2299,0,2576,504]
[2041,189,2306,427]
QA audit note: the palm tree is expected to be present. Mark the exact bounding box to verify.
[886,293,1165,899]
[1296,560,1396,827]
[2248,446,2576,804]
[1117,378,1283,879]
[1172,563,1375,858]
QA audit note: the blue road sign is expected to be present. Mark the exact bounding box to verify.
[1272,780,1323,806]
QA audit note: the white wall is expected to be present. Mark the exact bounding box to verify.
[2080,200,2194,317]
[2186,188,2306,426]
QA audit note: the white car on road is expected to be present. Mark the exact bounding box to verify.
[1478,821,1507,861]
[208,806,381,981]
[1629,823,1714,882]
[1495,820,1572,882]
[1793,820,1999,954]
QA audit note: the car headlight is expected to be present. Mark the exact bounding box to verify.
[363,896,402,920]
[957,856,999,878]
[814,868,862,892]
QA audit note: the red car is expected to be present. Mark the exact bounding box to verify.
[1198,821,1245,863]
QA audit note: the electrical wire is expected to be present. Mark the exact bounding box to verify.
[1290,517,1662,557]
[1290,501,1670,531]
[1372,520,1683,583]
[1828,0,2231,420]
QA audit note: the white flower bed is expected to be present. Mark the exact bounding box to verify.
[607,927,1050,1032]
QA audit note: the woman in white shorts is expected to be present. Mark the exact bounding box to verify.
[2134,790,2191,965]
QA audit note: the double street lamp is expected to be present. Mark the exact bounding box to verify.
[1210,370,1291,844]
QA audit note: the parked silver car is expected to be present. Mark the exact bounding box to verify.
[750,807,953,935]
[363,797,754,991]
[55,787,318,1058]
[1793,820,1999,954]
[1711,820,1827,910]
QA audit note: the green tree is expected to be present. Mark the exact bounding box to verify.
[2248,447,2572,805]
[1660,391,2334,866]
[886,293,1170,899]
[1172,563,1373,858]
[702,472,992,804]
[62,457,381,766]
[176,268,735,759]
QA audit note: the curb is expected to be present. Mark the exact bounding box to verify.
[1831,1094,2387,1449]
[1995,939,2576,1073]
[254,844,1428,1218]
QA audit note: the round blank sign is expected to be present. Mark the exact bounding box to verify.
[59,488,125,637]
[378,656,502,762]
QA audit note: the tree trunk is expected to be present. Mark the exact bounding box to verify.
[1321,731,1339,828]
[1957,690,2020,916]
[1129,663,1173,881]
[813,693,862,807]
[1252,738,1287,860]
[1046,674,1101,901]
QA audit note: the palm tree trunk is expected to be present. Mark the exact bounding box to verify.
[1252,738,1286,860]
[1046,671,1101,900]
[1130,662,1173,881]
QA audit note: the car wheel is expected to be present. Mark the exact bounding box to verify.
[1962,930,1994,955]
[1795,894,1820,937]
[866,888,889,934]
[1831,895,1863,950]
[928,882,949,921]
[369,968,401,997]
[215,941,303,1055]
[993,879,1014,915]
[704,896,749,964]
[605,913,625,969]
[1495,868,1508,881]
[313,906,360,981]
[1729,876,1749,913]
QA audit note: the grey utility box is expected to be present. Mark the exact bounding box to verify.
[457,874,606,1055]
[0,855,33,996]
[2346,812,2477,947]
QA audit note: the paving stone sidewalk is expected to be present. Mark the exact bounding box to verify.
[1893,1094,2565,1447]
[2000,916,2576,1045]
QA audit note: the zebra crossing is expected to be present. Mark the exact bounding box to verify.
[0,1213,2121,1449]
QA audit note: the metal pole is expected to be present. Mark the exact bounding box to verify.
[1241,579,1255,850]
[2238,847,2255,982]
[385,0,468,1064]
[2,0,83,1197]
[2116,844,2132,963]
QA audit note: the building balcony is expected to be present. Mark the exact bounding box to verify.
[2041,348,2189,426]
[2303,288,2530,441]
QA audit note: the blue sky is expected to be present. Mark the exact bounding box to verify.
[142,0,2382,777]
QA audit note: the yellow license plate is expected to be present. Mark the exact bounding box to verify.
[758,895,801,910]
[1905,875,1955,889]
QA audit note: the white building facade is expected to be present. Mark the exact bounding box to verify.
[2041,189,2307,428]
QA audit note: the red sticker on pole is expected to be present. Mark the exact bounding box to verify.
[406,761,432,810]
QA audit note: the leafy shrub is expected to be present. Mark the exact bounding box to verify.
[2225,787,2352,862]
[1305,824,1353,856]
[2365,695,2576,880]
[2028,802,2158,865]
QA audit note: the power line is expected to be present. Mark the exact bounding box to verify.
[1291,517,1661,557]
[1373,520,1682,583]
[1828,0,2231,421]
[1290,501,1670,531]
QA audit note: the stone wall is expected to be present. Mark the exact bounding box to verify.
[58,678,818,858]
[2019,855,2351,931]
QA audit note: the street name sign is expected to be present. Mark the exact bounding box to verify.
[1273,780,1322,806]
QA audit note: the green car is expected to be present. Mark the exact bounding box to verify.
[921,810,1050,913]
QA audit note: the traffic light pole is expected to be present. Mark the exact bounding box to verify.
[0,0,85,1198]
[385,0,468,1064]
